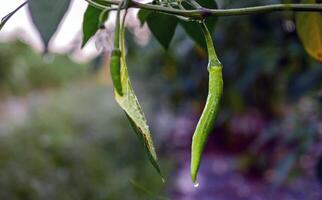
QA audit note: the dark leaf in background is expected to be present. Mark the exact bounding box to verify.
[137,9,151,26]
[180,0,217,50]
[146,13,178,49]
[81,5,109,48]
[0,1,27,31]
[28,0,71,52]
[179,21,213,51]
[138,0,217,50]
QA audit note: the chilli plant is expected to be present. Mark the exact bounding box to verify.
[1,0,322,185]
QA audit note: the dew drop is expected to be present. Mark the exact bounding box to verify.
[161,178,165,183]
[193,182,199,188]
[42,53,54,64]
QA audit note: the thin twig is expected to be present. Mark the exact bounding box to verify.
[85,0,322,19]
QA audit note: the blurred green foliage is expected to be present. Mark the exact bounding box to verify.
[0,83,169,200]
[0,40,87,96]
[0,41,169,199]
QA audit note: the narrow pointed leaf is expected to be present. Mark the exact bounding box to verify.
[28,0,71,51]
[114,25,163,178]
[296,0,322,61]
[137,9,151,26]
[146,13,177,49]
[125,114,162,177]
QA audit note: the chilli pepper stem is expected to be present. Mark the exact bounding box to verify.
[113,0,131,49]
[120,9,128,63]
[113,1,123,49]
[199,22,222,68]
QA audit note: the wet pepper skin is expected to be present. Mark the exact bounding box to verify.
[190,22,224,184]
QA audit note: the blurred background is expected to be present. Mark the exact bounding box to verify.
[0,0,321,199]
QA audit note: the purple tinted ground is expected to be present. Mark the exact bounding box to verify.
[164,107,322,200]
[170,155,322,200]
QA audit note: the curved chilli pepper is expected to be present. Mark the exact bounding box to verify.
[190,22,223,184]
[110,48,123,96]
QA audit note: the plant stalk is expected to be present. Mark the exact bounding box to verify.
[85,0,322,19]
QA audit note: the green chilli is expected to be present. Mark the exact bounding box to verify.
[109,1,123,96]
[110,49,123,96]
[190,22,224,184]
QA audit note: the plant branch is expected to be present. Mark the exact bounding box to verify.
[84,0,108,9]
[86,0,322,19]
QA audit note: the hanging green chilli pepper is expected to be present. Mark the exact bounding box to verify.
[109,1,123,96]
[190,22,224,185]
[110,48,122,95]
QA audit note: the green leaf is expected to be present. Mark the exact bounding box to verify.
[180,0,217,50]
[146,13,178,49]
[296,0,322,62]
[0,1,27,31]
[82,5,109,48]
[196,0,218,9]
[125,114,163,178]
[137,9,151,26]
[114,25,163,178]
[28,0,71,51]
